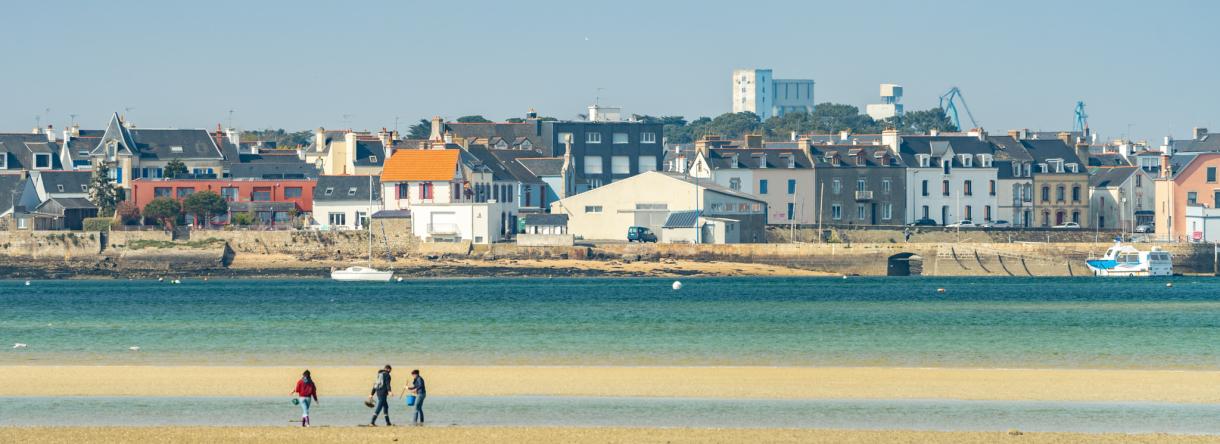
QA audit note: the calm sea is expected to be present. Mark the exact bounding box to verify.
[2,276,1219,369]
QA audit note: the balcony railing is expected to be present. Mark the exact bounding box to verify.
[428,223,459,234]
[855,190,873,200]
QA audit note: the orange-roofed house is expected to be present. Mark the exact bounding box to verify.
[381,149,469,210]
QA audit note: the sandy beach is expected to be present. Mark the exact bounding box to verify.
[4,366,1220,403]
[2,426,1217,444]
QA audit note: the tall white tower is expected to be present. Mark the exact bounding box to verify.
[733,69,814,121]
[866,84,904,120]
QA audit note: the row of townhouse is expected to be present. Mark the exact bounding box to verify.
[678,130,1158,229]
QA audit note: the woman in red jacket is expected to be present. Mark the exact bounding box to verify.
[290,370,319,426]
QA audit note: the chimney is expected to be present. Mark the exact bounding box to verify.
[798,136,812,162]
[429,116,443,141]
[929,129,939,136]
[1057,132,1071,145]
[1007,130,1019,139]
[443,131,453,144]
[226,127,240,146]
[71,124,79,137]
[526,109,537,119]
[790,131,797,141]
[63,127,72,143]
[1196,127,1209,141]
[345,132,357,168]
[1020,128,1028,139]
[1160,153,1171,178]
[1075,140,1090,169]
[46,125,55,142]
[315,127,326,152]
[977,128,987,142]
[881,128,901,154]
[378,127,390,147]
[745,134,762,149]
[839,130,851,141]
[20,169,28,180]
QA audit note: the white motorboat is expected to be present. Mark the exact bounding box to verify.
[332,176,393,282]
[1085,240,1173,277]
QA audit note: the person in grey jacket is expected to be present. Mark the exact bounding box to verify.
[365,365,393,426]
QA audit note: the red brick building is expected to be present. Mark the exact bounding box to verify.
[131,178,316,224]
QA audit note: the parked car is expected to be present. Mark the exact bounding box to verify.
[1054,222,1081,229]
[909,218,938,226]
[1135,223,1155,233]
[945,220,976,228]
[981,220,1012,228]
[627,226,657,243]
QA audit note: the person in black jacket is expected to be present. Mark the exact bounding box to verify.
[365,365,393,426]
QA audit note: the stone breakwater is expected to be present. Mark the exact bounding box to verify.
[0,228,1212,278]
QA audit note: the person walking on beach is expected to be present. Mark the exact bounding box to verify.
[366,365,393,426]
[404,369,426,424]
[904,227,911,243]
[290,370,319,427]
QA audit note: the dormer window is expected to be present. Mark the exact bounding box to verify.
[496,141,507,149]
[348,187,358,196]
[1012,163,1020,176]
[106,141,117,158]
[1039,163,1048,173]
[961,155,973,167]
[1068,163,1079,173]
[1024,163,1032,177]
[369,156,377,163]
[786,155,795,168]
[754,154,767,168]
[919,155,930,168]
[57,184,64,192]
[832,156,840,167]
[521,140,532,150]
[730,154,739,168]
[1049,159,1064,173]
[34,153,51,169]
[856,154,865,166]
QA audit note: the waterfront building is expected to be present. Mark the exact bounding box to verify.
[807,138,907,226]
[1088,166,1154,230]
[380,149,470,211]
[311,175,380,230]
[549,171,767,243]
[1154,152,1220,241]
[410,201,512,244]
[130,176,315,225]
[900,133,1000,225]
[731,69,815,120]
[1024,135,1091,227]
[88,113,226,191]
[299,128,399,176]
[989,134,1037,227]
[539,108,665,188]
[686,135,818,225]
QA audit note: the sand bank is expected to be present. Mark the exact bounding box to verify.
[1,426,1215,444]
[4,366,1220,403]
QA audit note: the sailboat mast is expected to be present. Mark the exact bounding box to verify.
[368,174,373,265]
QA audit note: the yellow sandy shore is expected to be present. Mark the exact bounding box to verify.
[5,366,1220,403]
[2,426,1217,444]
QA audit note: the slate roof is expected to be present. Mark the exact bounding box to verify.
[37,171,91,195]
[0,134,63,170]
[128,128,224,160]
[663,210,701,228]
[227,163,319,179]
[490,149,546,184]
[517,158,566,177]
[1089,166,1138,188]
[39,197,97,210]
[64,130,104,167]
[1164,153,1201,180]
[523,213,568,226]
[443,122,545,153]
[987,136,1035,162]
[91,113,137,156]
[314,175,380,202]
[305,130,349,154]
[1089,153,1131,167]
[1021,139,1084,165]
[995,160,1019,180]
[463,145,518,182]
[371,209,411,218]
[237,152,305,164]
[704,148,815,170]
[898,136,995,168]
[0,173,27,214]
[381,149,461,182]
[1168,133,1220,153]
[353,140,387,167]
[662,143,697,172]
[807,145,902,169]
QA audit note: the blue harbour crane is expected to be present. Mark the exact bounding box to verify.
[938,87,978,131]
[1073,101,1088,132]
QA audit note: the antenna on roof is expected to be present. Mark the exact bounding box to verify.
[596,87,606,106]
[124,107,136,123]
[342,114,354,128]
[69,114,78,127]
[44,108,50,127]
[34,115,40,128]
[227,109,236,128]
[394,117,402,132]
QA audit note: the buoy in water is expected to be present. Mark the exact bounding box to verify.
[13,343,26,348]
[158,278,164,282]
[397,277,403,282]
[24,281,30,286]
[937,288,946,292]
[1167,283,1173,287]
[843,275,848,279]
[129,346,139,351]
[672,281,683,290]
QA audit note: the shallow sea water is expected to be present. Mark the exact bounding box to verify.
[2,276,1220,368]
[3,395,1220,433]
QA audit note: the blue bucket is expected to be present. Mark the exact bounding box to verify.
[407,395,416,406]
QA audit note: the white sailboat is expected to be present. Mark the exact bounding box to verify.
[332,176,394,282]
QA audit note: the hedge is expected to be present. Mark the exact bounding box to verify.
[83,217,117,232]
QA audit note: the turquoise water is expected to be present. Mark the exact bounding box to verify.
[5,396,1220,433]
[2,277,1220,369]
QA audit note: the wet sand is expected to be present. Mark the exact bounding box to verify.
[1,426,1215,443]
[5,366,1220,403]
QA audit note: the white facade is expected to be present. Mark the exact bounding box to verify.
[732,69,814,120]
[906,153,1000,224]
[313,202,376,230]
[865,84,904,120]
[411,202,510,244]
[1090,168,1155,231]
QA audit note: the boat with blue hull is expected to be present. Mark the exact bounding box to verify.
[1085,241,1172,277]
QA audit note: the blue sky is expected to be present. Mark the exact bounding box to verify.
[1,0,1216,143]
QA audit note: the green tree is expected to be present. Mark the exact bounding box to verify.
[88,163,122,217]
[505,118,525,123]
[882,108,959,134]
[141,197,181,229]
[407,119,431,139]
[115,201,141,225]
[240,129,314,148]
[181,190,228,228]
[164,158,188,178]
[456,115,491,123]
[230,212,254,225]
